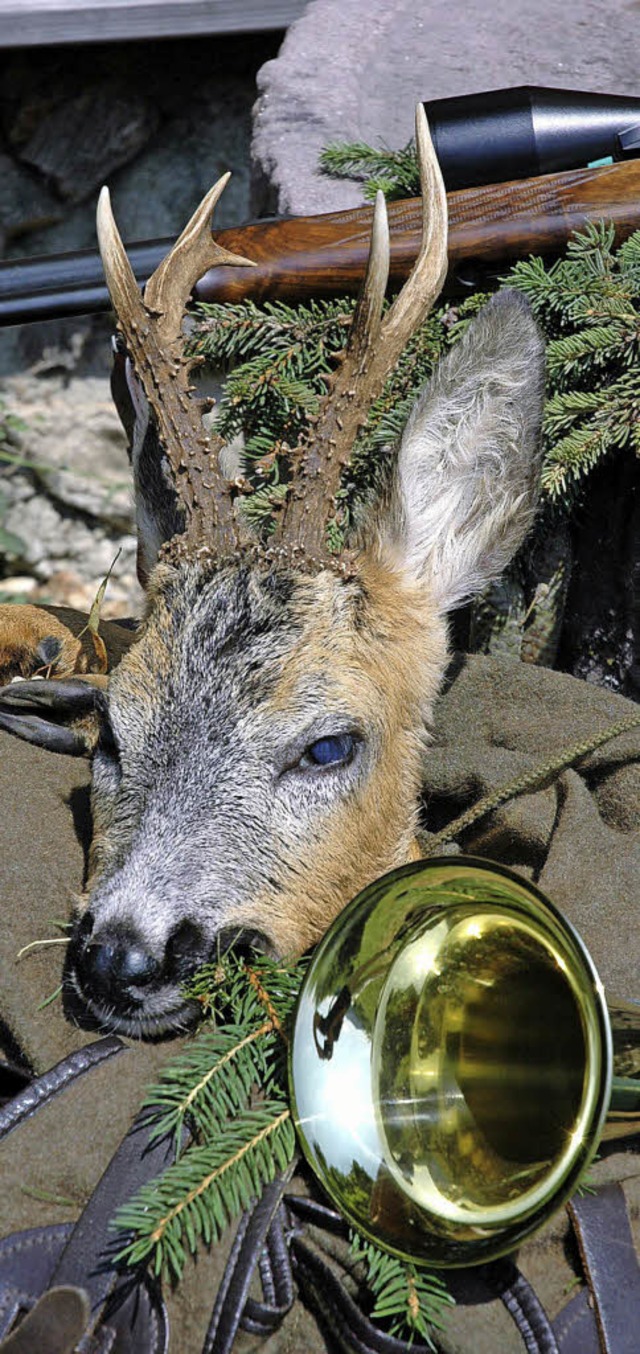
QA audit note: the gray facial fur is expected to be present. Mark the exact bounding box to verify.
[69,563,375,1034]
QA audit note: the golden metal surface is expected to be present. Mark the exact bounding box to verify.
[289,858,632,1267]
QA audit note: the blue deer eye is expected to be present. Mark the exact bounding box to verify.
[304,733,356,768]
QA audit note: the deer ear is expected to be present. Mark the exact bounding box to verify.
[111,342,185,587]
[0,678,106,756]
[383,290,545,610]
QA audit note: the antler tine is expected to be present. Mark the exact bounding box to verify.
[276,105,447,568]
[144,173,255,345]
[97,186,143,321]
[273,189,390,561]
[373,103,448,373]
[98,181,255,563]
[346,187,391,369]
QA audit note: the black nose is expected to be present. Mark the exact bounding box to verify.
[166,921,208,981]
[77,922,161,1004]
[93,938,159,987]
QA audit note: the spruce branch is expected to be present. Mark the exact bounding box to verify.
[350,1232,454,1349]
[140,1021,276,1148]
[114,1103,295,1280]
[113,954,303,1282]
[113,948,454,1344]
[190,294,483,548]
[319,139,420,201]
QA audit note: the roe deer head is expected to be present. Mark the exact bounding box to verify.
[0,110,545,1036]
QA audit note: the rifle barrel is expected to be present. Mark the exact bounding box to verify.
[0,160,638,327]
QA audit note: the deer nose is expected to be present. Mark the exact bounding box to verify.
[94,938,159,987]
[78,923,161,1001]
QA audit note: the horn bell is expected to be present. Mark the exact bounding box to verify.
[289,856,637,1267]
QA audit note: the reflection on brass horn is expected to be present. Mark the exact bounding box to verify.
[289,857,640,1267]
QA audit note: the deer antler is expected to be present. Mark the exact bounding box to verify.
[275,105,448,566]
[97,175,256,561]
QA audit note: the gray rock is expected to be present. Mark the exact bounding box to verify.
[19,82,160,204]
[5,75,254,269]
[253,0,640,215]
[1,49,86,151]
[0,372,133,529]
[109,83,252,243]
[0,152,61,246]
[2,482,139,608]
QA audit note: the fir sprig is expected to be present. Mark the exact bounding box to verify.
[190,293,482,544]
[115,1103,295,1280]
[190,298,354,468]
[133,953,306,1153]
[319,139,420,201]
[140,1022,275,1148]
[350,1233,455,1349]
[509,222,640,501]
[112,953,304,1281]
[191,221,640,526]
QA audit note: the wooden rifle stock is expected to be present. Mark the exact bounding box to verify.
[1,159,639,327]
[195,159,640,304]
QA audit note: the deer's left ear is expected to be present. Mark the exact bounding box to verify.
[0,678,106,756]
[383,289,545,610]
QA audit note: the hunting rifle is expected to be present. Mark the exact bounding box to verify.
[1,157,640,326]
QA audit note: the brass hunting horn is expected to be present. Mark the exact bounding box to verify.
[289,857,640,1267]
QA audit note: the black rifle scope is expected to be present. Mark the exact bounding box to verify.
[423,86,640,189]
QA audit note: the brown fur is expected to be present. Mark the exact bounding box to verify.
[230,552,447,953]
[0,604,83,684]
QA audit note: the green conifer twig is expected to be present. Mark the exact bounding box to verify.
[112,950,454,1343]
[350,1232,454,1349]
[190,221,640,527]
[319,139,420,201]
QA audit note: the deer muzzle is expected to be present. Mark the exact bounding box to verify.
[66,911,271,1035]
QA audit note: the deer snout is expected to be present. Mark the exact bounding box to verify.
[67,904,275,1035]
[82,929,161,998]
[69,913,208,1024]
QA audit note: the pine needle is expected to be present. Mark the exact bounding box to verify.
[36,983,63,1011]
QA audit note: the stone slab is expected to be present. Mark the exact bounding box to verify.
[253,0,640,215]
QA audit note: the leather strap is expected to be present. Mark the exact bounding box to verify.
[203,1166,296,1354]
[568,1181,640,1354]
[47,1108,174,1312]
[0,1039,170,1354]
[242,1203,295,1336]
[553,1287,600,1354]
[479,1262,559,1354]
[287,1197,562,1354]
[0,1222,74,1343]
[290,1232,434,1354]
[0,1223,167,1354]
[0,1037,124,1142]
